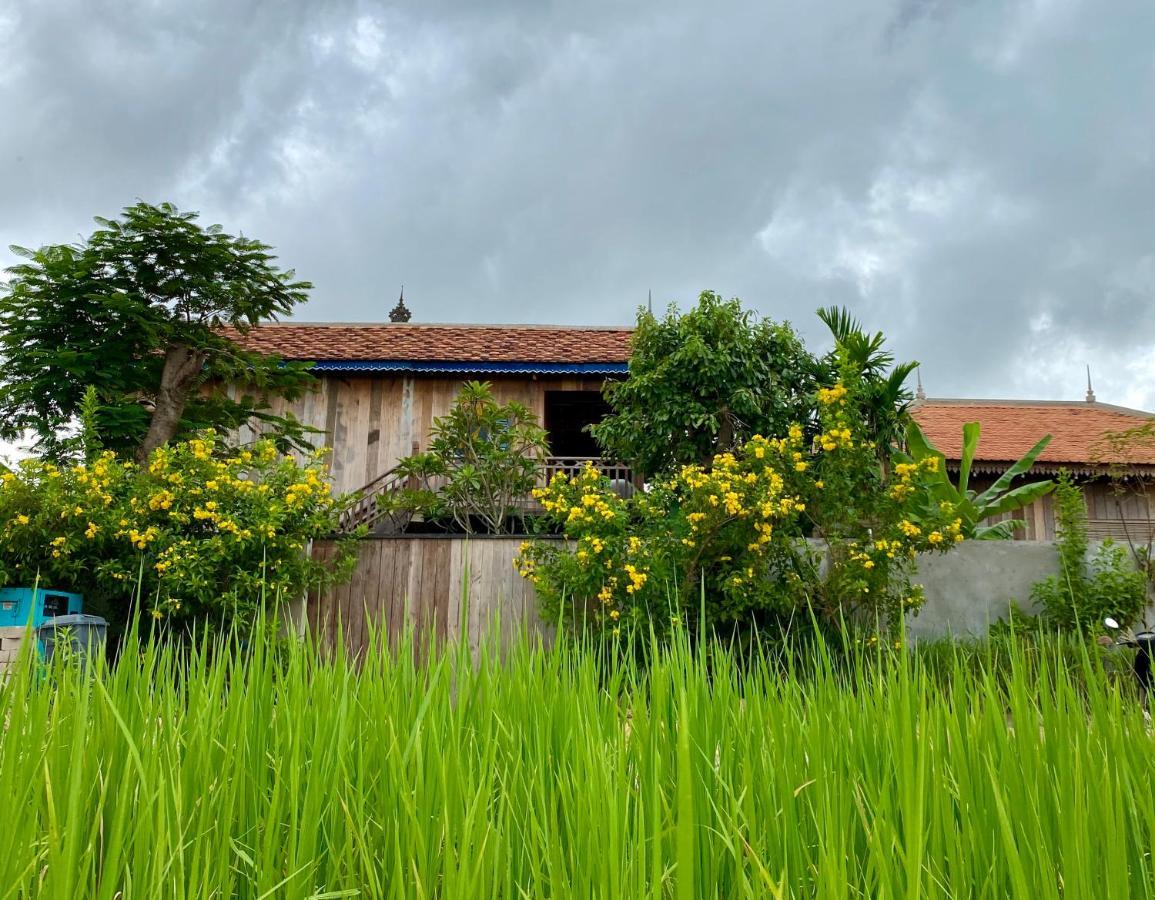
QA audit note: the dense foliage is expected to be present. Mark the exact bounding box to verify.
[390,382,549,534]
[1032,472,1148,631]
[590,291,820,476]
[0,433,355,630]
[0,202,317,462]
[902,419,1055,539]
[2,629,1153,898]
[519,365,962,637]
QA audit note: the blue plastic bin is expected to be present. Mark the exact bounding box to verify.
[0,587,83,628]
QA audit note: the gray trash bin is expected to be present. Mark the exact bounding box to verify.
[37,614,108,664]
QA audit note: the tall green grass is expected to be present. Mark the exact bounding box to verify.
[2,626,1154,898]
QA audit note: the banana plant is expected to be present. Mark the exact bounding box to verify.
[902,420,1055,539]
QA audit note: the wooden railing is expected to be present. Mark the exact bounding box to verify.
[340,456,638,533]
[540,456,638,498]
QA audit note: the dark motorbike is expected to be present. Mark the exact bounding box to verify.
[1104,617,1155,692]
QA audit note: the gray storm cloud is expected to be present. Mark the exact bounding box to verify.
[1,0,1153,405]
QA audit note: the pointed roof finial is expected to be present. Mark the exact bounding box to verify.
[915,368,926,402]
[1085,365,1096,403]
[647,289,653,315]
[389,286,412,323]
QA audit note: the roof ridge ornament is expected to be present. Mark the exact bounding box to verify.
[915,368,926,402]
[389,286,412,323]
[1086,365,1096,403]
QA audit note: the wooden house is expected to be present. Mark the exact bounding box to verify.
[911,397,1155,541]
[230,319,635,524]
[231,312,1155,541]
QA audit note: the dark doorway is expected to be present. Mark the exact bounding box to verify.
[544,391,611,458]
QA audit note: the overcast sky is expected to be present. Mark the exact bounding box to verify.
[1,0,1153,407]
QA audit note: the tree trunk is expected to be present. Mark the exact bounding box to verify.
[715,403,735,458]
[135,344,209,464]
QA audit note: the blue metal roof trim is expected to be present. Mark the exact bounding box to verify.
[308,360,629,375]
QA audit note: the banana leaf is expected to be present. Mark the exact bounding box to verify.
[972,434,1054,510]
[976,518,1026,540]
[980,479,1056,520]
[958,422,980,497]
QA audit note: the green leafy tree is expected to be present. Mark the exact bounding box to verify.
[0,202,318,463]
[590,291,820,477]
[901,421,1054,539]
[392,382,549,534]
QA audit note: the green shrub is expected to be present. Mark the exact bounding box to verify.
[519,370,962,639]
[0,432,356,630]
[1031,472,1148,632]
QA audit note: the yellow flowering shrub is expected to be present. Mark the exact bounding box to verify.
[518,374,963,638]
[0,432,356,631]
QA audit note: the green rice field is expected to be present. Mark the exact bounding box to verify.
[2,629,1154,898]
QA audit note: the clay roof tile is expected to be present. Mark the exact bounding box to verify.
[910,399,1155,468]
[226,322,634,365]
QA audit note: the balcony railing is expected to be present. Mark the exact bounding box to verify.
[540,456,638,497]
[341,456,637,533]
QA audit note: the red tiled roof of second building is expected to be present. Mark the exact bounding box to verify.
[911,399,1155,468]
[227,322,635,364]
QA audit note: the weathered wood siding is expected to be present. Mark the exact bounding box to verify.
[307,537,553,656]
[969,476,1154,541]
[239,375,611,494]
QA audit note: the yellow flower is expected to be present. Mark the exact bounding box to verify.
[928,531,944,545]
[14,514,29,526]
[84,522,99,540]
[794,461,808,472]
[817,384,848,405]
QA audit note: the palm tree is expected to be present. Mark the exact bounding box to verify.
[816,306,918,466]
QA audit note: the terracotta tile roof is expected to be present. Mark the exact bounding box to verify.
[911,399,1155,469]
[227,322,634,366]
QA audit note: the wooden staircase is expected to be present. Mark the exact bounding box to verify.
[338,466,412,535]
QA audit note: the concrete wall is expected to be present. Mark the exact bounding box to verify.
[907,541,1059,639]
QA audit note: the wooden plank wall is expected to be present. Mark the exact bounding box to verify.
[239,375,610,494]
[968,477,1153,541]
[307,538,554,657]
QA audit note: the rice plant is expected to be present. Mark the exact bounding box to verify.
[1,624,1153,898]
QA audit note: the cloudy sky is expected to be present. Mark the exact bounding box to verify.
[1,0,1153,406]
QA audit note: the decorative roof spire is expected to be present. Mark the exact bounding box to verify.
[915,368,926,401]
[389,286,411,323]
[1085,365,1096,403]
[647,289,652,315]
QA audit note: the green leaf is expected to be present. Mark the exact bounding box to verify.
[973,434,1054,510]
[958,421,980,496]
